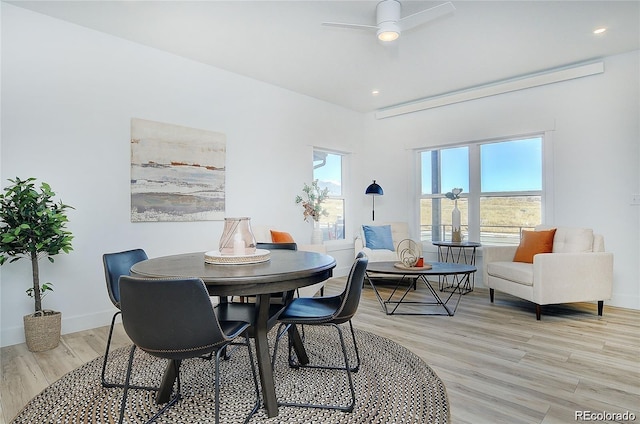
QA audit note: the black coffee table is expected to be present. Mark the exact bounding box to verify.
[365,261,476,316]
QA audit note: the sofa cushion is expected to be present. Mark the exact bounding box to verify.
[513,229,556,263]
[362,225,394,250]
[487,261,534,286]
[362,248,398,262]
[270,230,295,243]
[552,227,594,253]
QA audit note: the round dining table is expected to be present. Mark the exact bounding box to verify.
[131,249,336,418]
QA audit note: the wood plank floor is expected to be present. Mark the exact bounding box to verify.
[1,277,639,423]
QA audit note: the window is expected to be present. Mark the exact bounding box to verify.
[419,136,544,245]
[313,149,345,241]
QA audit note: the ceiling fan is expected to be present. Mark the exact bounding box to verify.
[322,0,455,42]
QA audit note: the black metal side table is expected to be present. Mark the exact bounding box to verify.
[432,241,481,294]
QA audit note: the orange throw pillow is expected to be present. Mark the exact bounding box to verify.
[270,230,295,243]
[513,229,556,263]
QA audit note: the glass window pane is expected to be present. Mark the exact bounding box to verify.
[441,146,469,194]
[420,198,468,242]
[421,147,469,195]
[314,150,344,241]
[419,136,544,246]
[479,196,540,244]
[481,138,542,192]
[313,152,341,196]
[318,198,344,240]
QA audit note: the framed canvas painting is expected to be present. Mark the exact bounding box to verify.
[130,118,226,222]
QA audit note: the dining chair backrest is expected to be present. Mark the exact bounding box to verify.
[333,253,368,325]
[256,242,298,251]
[103,249,148,307]
[119,276,228,360]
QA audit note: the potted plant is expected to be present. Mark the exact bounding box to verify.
[0,177,74,351]
[295,180,329,244]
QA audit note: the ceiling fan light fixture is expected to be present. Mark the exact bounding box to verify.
[377,21,401,42]
[377,29,400,41]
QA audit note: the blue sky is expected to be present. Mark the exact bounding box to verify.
[313,152,342,196]
[312,137,542,197]
[423,137,542,194]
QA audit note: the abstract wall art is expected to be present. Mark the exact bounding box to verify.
[130,118,226,222]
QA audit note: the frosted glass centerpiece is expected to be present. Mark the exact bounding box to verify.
[219,217,257,256]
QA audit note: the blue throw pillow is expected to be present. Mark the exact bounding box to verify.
[363,225,394,250]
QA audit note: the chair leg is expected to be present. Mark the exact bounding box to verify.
[347,321,361,373]
[215,348,222,424]
[279,322,359,373]
[272,323,356,412]
[535,304,541,320]
[118,346,181,424]
[271,323,287,369]
[241,333,260,424]
[215,334,259,424]
[118,345,137,424]
[144,361,182,424]
[102,311,159,391]
[489,288,494,303]
[598,300,604,316]
[101,311,120,388]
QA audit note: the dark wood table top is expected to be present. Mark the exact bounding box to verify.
[366,261,476,276]
[130,249,336,297]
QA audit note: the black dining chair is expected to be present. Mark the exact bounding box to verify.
[270,253,368,412]
[118,276,260,424]
[101,248,150,389]
[256,241,298,251]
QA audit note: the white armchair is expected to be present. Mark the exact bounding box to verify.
[482,226,613,320]
[354,222,409,261]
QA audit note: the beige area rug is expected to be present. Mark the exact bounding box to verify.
[11,327,449,423]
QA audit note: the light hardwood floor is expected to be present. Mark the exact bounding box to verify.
[2,277,639,424]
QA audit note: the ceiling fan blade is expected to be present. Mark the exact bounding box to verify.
[398,1,455,32]
[322,22,378,31]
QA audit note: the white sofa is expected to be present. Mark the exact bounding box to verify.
[482,226,613,320]
[353,222,410,261]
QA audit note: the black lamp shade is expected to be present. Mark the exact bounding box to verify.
[365,180,384,196]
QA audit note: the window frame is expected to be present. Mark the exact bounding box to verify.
[313,148,348,242]
[416,132,552,247]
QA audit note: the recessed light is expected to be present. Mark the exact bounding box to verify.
[593,27,607,35]
[372,90,380,96]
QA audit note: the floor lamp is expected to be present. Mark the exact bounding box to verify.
[365,180,384,221]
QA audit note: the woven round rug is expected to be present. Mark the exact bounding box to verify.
[11,327,449,423]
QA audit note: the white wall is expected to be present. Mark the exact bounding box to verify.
[2,4,638,348]
[0,4,364,347]
[362,50,640,310]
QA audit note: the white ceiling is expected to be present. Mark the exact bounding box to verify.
[8,0,640,113]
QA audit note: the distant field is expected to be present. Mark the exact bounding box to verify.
[317,196,541,242]
[421,196,541,242]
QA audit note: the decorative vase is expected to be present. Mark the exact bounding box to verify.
[23,310,61,352]
[311,220,323,245]
[219,217,257,255]
[452,200,462,242]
